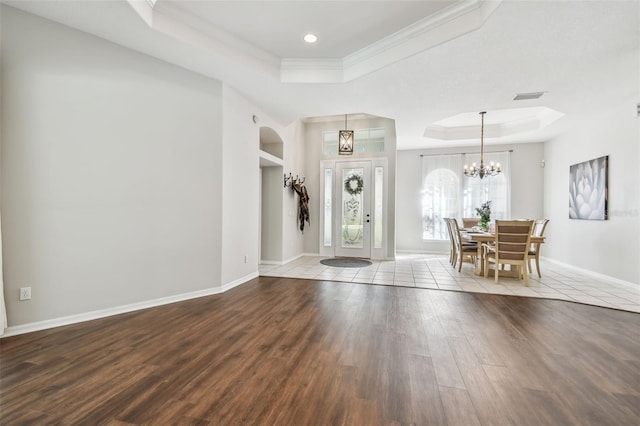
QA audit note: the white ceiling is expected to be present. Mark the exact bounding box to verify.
[5,0,638,150]
[158,0,457,59]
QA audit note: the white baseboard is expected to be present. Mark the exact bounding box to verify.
[260,253,319,266]
[222,272,258,292]
[259,259,282,265]
[396,249,448,255]
[2,273,259,338]
[542,256,639,288]
[302,252,324,257]
[293,252,329,262]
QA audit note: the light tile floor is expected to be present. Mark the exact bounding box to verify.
[260,254,640,313]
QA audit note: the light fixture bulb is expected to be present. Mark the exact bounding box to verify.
[304,33,318,43]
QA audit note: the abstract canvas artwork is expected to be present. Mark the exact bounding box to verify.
[569,155,608,220]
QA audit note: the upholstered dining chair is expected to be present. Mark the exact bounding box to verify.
[462,217,480,228]
[527,219,550,278]
[450,218,477,272]
[484,220,534,285]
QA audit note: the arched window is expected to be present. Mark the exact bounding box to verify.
[421,154,463,240]
[421,151,511,241]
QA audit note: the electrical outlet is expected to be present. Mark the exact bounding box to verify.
[19,287,32,301]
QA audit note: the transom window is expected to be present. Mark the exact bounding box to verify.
[323,128,384,156]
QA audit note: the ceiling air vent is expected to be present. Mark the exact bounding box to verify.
[513,92,545,101]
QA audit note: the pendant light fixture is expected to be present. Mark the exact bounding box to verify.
[464,111,501,179]
[338,114,354,155]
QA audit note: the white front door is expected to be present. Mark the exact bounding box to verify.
[334,161,372,258]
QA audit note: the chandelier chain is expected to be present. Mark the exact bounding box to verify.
[480,111,485,168]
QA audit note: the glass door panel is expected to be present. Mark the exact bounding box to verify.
[335,162,371,258]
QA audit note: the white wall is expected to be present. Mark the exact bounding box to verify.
[281,120,306,262]
[303,116,397,258]
[220,85,306,270]
[260,166,283,262]
[220,85,261,284]
[542,20,640,285]
[544,102,640,284]
[396,143,545,253]
[1,6,224,326]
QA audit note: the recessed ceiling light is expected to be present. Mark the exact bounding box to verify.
[304,33,318,43]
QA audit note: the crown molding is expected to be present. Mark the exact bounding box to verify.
[282,0,503,83]
[343,0,499,68]
[280,58,345,83]
[301,113,380,124]
[127,0,280,78]
[423,107,564,140]
[126,0,153,27]
[126,0,502,84]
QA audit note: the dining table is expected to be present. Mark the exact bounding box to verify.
[462,230,545,276]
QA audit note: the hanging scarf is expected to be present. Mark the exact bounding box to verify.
[293,183,310,233]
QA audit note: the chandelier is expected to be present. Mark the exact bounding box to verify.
[464,111,501,179]
[338,114,354,155]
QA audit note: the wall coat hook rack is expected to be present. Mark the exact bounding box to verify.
[284,173,305,189]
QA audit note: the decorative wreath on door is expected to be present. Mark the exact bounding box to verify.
[344,174,364,196]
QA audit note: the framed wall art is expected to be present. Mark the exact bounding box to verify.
[569,155,608,220]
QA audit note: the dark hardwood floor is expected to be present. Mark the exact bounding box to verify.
[1,277,639,425]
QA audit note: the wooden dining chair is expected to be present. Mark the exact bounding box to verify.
[444,218,456,266]
[527,219,549,278]
[450,218,477,272]
[484,220,534,285]
[462,217,480,228]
